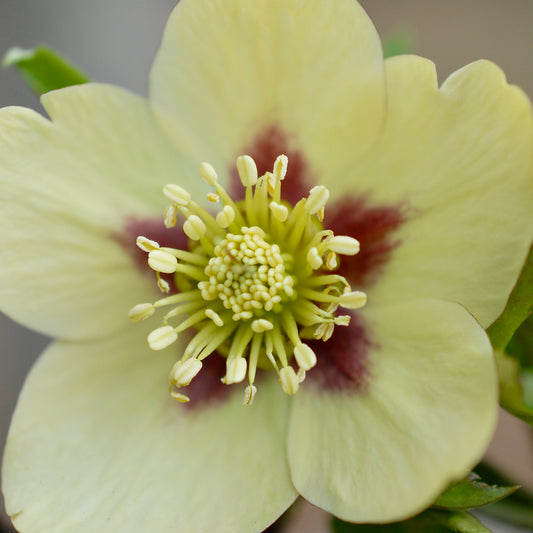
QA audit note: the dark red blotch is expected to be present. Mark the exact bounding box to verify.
[230,125,312,205]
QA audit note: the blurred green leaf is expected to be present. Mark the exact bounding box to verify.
[434,475,518,510]
[332,510,492,533]
[495,351,533,424]
[3,45,90,95]
[382,30,414,58]
[488,245,533,352]
[474,462,533,529]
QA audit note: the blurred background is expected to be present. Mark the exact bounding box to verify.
[0,1,532,531]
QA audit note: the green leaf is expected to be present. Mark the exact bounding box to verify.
[487,245,533,352]
[495,351,533,424]
[332,510,493,533]
[434,475,519,510]
[382,30,415,58]
[3,45,90,95]
[475,461,533,529]
[506,313,533,368]
[430,510,493,533]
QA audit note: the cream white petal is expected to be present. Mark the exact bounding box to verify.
[0,83,200,339]
[288,299,497,523]
[3,324,296,533]
[332,56,533,327]
[150,0,386,180]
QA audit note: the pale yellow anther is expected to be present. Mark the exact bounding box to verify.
[269,201,289,222]
[205,308,224,326]
[334,315,351,326]
[328,236,360,256]
[216,205,235,228]
[207,192,219,203]
[158,277,170,293]
[273,154,288,181]
[339,290,367,309]
[128,303,155,322]
[307,247,323,269]
[148,249,178,273]
[326,251,338,270]
[199,161,218,186]
[279,366,299,395]
[163,184,191,206]
[293,343,317,371]
[243,384,257,406]
[183,215,206,240]
[136,236,160,252]
[148,325,178,350]
[224,357,247,384]
[296,368,306,384]
[305,185,330,214]
[251,318,274,332]
[314,322,334,341]
[317,206,325,223]
[170,391,190,403]
[236,155,258,187]
[170,358,203,387]
[164,204,178,229]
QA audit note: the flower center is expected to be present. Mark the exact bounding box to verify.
[130,154,366,404]
[200,227,294,319]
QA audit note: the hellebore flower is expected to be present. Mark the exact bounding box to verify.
[2,0,533,531]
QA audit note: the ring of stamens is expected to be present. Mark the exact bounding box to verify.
[131,154,366,405]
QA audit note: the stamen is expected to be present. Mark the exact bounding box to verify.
[251,318,274,332]
[273,154,288,182]
[170,391,191,403]
[216,205,235,228]
[133,154,367,401]
[148,249,178,273]
[326,236,360,256]
[306,185,330,215]
[170,358,203,387]
[183,215,207,241]
[236,155,258,187]
[136,236,159,252]
[224,357,247,384]
[164,205,178,228]
[163,184,191,206]
[199,161,218,186]
[307,247,323,269]
[148,326,178,350]
[293,343,317,371]
[128,303,155,322]
[279,366,299,395]
[243,384,257,406]
[269,201,289,222]
[205,308,224,326]
[339,290,367,309]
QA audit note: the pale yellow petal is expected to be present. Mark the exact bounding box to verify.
[0,83,199,339]
[288,299,497,523]
[332,56,533,327]
[3,325,296,532]
[150,0,386,180]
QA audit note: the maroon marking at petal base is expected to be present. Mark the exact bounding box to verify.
[231,125,313,205]
[325,196,407,289]
[307,311,373,393]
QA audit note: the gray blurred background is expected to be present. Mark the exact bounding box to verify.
[0,1,532,531]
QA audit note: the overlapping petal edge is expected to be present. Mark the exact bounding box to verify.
[2,0,533,531]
